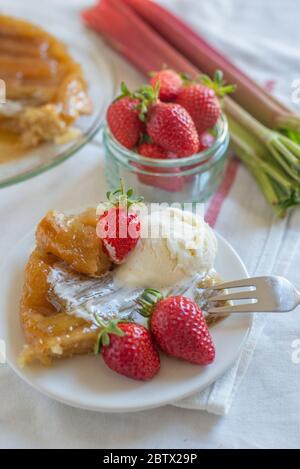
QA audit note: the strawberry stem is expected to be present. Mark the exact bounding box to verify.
[136,288,163,317]
[94,315,125,354]
[133,83,160,122]
[113,81,133,103]
[112,79,160,122]
[199,70,236,97]
[104,179,144,210]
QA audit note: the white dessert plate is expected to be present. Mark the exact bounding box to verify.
[0,229,252,412]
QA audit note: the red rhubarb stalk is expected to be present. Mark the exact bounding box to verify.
[122,0,300,132]
[82,0,300,217]
[82,0,197,78]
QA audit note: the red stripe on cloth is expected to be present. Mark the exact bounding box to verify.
[204,78,276,227]
[205,157,240,227]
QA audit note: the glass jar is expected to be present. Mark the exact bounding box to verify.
[104,114,229,203]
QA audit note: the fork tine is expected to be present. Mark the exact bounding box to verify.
[209,290,256,302]
[210,278,255,290]
[208,303,255,314]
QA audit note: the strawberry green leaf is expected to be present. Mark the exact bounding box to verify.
[102,332,110,347]
[120,81,130,96]
[101,180,144,212]
[199,69,236,98]
[136,289,164,317]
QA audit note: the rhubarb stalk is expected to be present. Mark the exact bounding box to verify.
[123,0,300,134]
[82,0,300,216]
[82,0,197,77]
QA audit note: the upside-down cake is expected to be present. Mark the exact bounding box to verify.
[20,205,229,367]
[0,15,92,149]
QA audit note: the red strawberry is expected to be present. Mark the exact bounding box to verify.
[137,166,184,193]
[138,142,176,160]
[95,320,160,381]
[146,102,199,157]
[138,291,215,365]
[136,142,184,192]
[150,69,182,102]
[175,70,235,135]
[96,182,143,264]
[198,132,216,152]
[107,95,144,149]
[176,83,221,135]
[184,132,216,183]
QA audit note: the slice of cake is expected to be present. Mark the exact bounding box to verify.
[0,15,92,149]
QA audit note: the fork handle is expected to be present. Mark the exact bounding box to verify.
[296,289,300,307]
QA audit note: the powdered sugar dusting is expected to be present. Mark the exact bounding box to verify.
[47,262,220,326]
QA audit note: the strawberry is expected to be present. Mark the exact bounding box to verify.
[135,143,184,192]
[149,69,182,102]
[184,132,216,183]
[107,83,145,149]
[136,142,184,192]
[94,319,160,381]
[146,102,199,157]
[175,71,235,135]
[136,166,184,193]
[107,96,144,149]
[198,132,216,152]
[138,142,176,160]
[138,290,215,365]
[96,182,143,264]
[176,84,221,135]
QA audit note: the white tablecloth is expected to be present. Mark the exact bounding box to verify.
[1,0,300,449]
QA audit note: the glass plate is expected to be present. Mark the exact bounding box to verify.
[0,3,116,188]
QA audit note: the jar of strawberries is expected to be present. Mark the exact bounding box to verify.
[104,71,230,203]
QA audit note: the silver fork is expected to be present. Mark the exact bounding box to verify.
[207,276,300,314]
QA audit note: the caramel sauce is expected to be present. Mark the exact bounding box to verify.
[0,129,26,163]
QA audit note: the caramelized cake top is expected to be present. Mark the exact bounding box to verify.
[0,15,92,152]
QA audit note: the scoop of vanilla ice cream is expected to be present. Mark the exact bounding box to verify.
[115,207,217,289]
